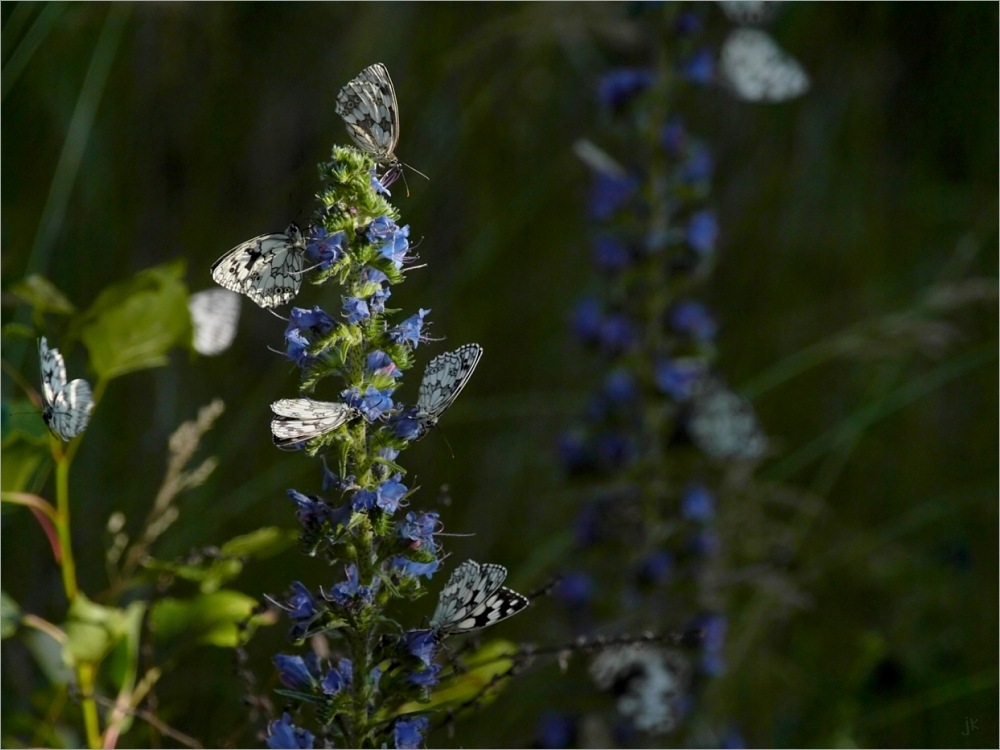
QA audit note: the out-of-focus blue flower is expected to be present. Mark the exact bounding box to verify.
[306,228,347,270]
[654,358,707,401]
[593,235,632,273]
[682,144,714,184]
[599,313,635,354]
[389,308,430,348]
[404,629,438,667]
[351,489,377,512]
[266,713,315,749]
[377,476,407,513]
[671,300,718,342]
[598,67,655,110]
[398,511,441,551]
[662,119,687,154]
[287,490,332,527]
[680,48,715,84]
[275,653,319,691]
[590,171,638,220]
[342,386,394,421]
[328,563,379,606]
[596,431,633,469]
[686,210,718,256]
[393,716,429,749]
[721,727,746,749]
[392,556,440,579]
[571,297,603,345]
[558,431,595,475]
[536,711,577,749]
[637,550,674,584]
[342,296,370,324]
[690,529,721,557]
[366,350,401,379]
[603,368,638,405]
[389,406,423,441]
[682,484,715,521]
[675,10,703,36]
[555,571,594,607]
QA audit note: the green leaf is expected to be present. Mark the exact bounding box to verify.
[150,590,259,653]
[220,526,297,559]
[79,261,191,380]
[1,591,21,638]
[10,274,76,315]
[0,430,50,493]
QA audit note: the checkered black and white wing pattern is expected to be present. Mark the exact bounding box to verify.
[429,560,529,637]
[270,398,359,448]
[210,224,305,309]
[335,63,400,164]
[38,337,93,441]
[415,344,483,435]
[189,288,241,356]
[720,29,809,103]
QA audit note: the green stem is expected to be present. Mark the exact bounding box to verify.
[77,662,103,749]
[54,453,77,603]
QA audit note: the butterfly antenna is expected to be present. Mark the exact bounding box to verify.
[402,160,429,181]
[439,431,456,459]
[267,308,289,321]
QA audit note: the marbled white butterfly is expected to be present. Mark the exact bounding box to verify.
[270,398,359,448]
[720,28,809,103]
[415,343,483,438]
[685,375,768,460]
[189,288,241,356]
[429,560,529,636]
[336,63,402,183]
[210,224,306,309]
[717,0,782,26]
[38,337,93,441]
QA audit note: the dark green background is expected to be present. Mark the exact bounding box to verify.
[2,3,997,747]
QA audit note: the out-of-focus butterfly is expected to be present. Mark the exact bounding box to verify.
[38,337,93,441]
[685,375,768,460]
[210,224,305,309]
[270,398,359,448]
[189,288,241,356]
[429,560,529,637]
[720,28,809,103]
[414,344,483,439]
[717,0,783,26]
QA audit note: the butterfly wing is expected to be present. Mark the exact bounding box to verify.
[189,288,241,356]
[38,337,66,406]
[687,376,768,460]
[270,398,358,447]
[720,29,809,103]
[47,379,94,440]
[335,63,400,163]
[211,225,305,309]
[429,560,528,635]
[416,344,483,434]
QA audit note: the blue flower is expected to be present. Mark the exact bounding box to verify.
[287,490,332,527]
[593,235,632,273]
[306,228,346,270]
[404,629,438,667]
[675,10,703,36]
[328,563,379,606]
[596,431,633,469]
[681,484,715,521]
[598,68,654,110]
[389,308,430,348]
[661,119,687,154]
[555,571,594,607]
[366,350,401,379]
[682,144,714,184]
[286,581,317,621]
[671,300,718,342]
[275,653,319,691]
[367,215,411,269]
[377,476,408,513]
[378,445,400,462]
[394,716,429,749]
[371,168,391,196]
[680,48,715,84]
[360,267,390,287]
[284,328,313,368]
[342,296,370,324]
[398,511,440,551]
[351,489,377,512]
[266,713,315,749]
[342,385,394,421]
[370,285,392,314]
[590,171,638,220]
[571,298,602,345]
[320,459,356,493]
[408,663,441,687]
[686,210,718,256]
[598,313,634,354]
[288,306,336,334]
[392,556,440,579]
[322,664,348,696]
[653,358,707,401]
[558,431,595,475]
[689,529,720,557]
[603,369,638,405]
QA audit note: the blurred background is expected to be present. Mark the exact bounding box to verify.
[2,2,996,748]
